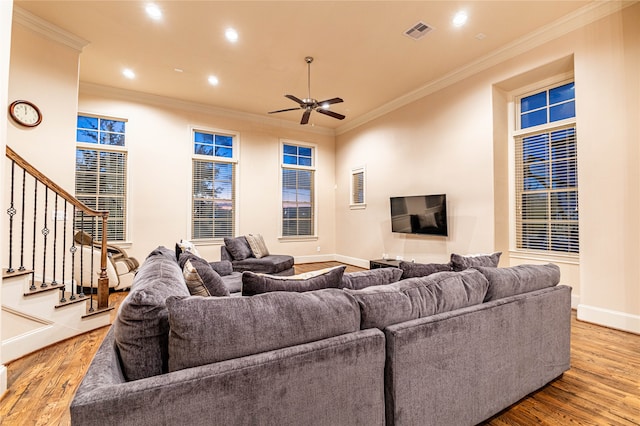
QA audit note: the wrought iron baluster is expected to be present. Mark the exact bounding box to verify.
[52,193,58,285]
[6,161,16,273]
[88,216,95,312]
[41,187,50,288]
[78,213,85,298]
[69,206,77,301]
[60,201,67,303]
[19,168,26,271]
[30,179,38,291]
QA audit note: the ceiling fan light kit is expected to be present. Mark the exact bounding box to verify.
[268,56,346,125]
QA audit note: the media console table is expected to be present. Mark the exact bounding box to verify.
[369,259,401,269]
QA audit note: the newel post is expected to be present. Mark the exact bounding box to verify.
[98,213,110,309]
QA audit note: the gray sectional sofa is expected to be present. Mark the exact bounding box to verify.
[70,247,571,426]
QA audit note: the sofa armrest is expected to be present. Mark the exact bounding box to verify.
[71,328,385,426]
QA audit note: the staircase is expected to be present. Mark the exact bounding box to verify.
[2,146,113,364]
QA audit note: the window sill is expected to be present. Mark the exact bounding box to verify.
[509,250,579,265]
[350,203,366,210]
[278,236,318,242]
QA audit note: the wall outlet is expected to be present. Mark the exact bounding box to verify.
[316,246,321,252]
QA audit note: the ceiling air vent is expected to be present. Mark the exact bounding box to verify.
[404,21,433,40]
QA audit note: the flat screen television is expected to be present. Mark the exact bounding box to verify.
[390,194,448,236]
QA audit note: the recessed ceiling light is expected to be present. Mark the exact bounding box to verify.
[225,28,238,43]
[452,11,468,27]
[208,75,219,86]
[145,3,162,20]
[123,68,135,79]
[174,68,184,73]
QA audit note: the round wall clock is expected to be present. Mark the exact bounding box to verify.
[9,100,42,127]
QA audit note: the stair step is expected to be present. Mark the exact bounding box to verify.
[55,292,90,308]
[2,268,34,279]
[23,282,65,296]
[82,305,114,319]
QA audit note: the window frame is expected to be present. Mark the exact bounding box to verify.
[510,78,579,258]
[189,126,239,243]
[75,113,130,244]
[279,139,317,240]
[350,166,366,209]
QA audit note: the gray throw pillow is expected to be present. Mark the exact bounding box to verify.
[209,260,233,276]
[341,268,403,290]
[223,236,253,261]
[166,289,361,371]
[178,252,230,297]
[475,263,561,302]
[399,261,452,279]
[241,266,346,296]
[450,252,502,271]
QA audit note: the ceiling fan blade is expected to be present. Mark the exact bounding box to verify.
[300,110,311,125]
[317,97,343,106]
[316,108,345,120]
[268,107,301,114]
[285,94,305,105]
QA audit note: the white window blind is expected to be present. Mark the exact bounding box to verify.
[282,143,315,237]
[515,125,578,253]
[350,167,365,208]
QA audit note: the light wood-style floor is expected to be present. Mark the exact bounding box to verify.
[1,261,639,425]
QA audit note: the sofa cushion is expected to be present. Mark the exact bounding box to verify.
[450,252,501,271]
[231,254,295,274]
[346,269,489,330]
[178,252,230,297]
[399,261,452,279]
[476,263,561,302]
[341,268,403,290]
[209,260,233,277]
[166,288,361,371]
[242,266,346,296]
[245,233,270,259]
[224,236,253,261]
[113,246,190,381]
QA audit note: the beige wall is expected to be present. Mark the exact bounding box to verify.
[78,87,337,262]
[335,4,640,333]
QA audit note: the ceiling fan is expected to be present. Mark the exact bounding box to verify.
[268,56,345,125]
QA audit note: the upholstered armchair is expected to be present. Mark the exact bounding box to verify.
[73,231,139,291]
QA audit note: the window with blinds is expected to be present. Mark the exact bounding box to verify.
[282,143,315,237]
[191,129,236,240]
[350,167,366,208]
[75,115,128,242]
[514,81,578,254]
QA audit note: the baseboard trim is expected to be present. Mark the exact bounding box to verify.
[571,294,580,310]
[294,254,369,269]
[0,364,7,401]
[294,254,338,264]
[577,304,640,335]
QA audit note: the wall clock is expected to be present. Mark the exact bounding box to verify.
[9,100,42,127]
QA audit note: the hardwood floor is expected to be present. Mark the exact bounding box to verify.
[1,262,639,425]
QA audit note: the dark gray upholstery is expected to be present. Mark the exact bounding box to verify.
[341,267,403,290]
[178,252,230,297]
[384,285,571,426]
[112,246,189,381]
[241,266,346,296]
[167,288,360,371]
[475,263,560,301]
[450,251,502,271]
[221,245,295,275]
[399,260,452,279]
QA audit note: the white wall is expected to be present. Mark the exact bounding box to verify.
[78,86,337,263]
[335,4,640,334]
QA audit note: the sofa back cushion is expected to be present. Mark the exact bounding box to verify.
[223,236,253,260]
[341,267,403,290]
[476,263,561,302]
[113,246,189,381]
[346,269,489,330]
[166,288,361,371]
[241,266,346,296]
[399,261,452,279]
[450,252,501,271]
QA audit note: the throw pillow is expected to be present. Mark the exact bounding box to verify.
[399,261,452,279]
[475,263,561,302]
[245,233,270,259]
[209,260,233,277]
[241,265,346,296]
[175,239,201,260]
[340,267,403,290]
[450,252,502,271]
[178,252,230,297]
[223,236,253,261]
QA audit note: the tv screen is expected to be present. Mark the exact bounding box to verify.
[390,194,448,236]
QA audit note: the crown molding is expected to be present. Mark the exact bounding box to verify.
[79,83,336,137]
[13,6,89,52]
[335,0,634,135]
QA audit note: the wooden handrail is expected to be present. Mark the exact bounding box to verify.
[5,145,110,309]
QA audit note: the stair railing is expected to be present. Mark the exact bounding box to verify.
[4,146,110,310]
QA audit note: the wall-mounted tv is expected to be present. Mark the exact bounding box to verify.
[390,194,448,236]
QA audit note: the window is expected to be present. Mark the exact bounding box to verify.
[75,115,128,241]
[281,142,315,237]
[350,166,366,208]
[514,81,578,254]
[191,129,236,240]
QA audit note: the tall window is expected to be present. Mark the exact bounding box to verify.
[514,81,578,254]
[350,166,366,209]
[282,142,315,237]
[191,129,236,240]
[75,115,127,241]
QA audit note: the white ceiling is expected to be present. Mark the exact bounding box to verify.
[15,1,598,131]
